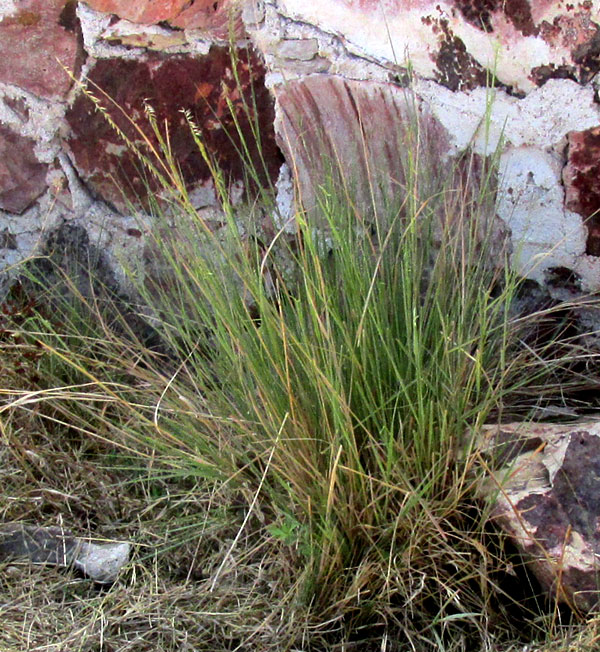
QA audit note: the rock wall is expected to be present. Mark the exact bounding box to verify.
[1,0,600,295]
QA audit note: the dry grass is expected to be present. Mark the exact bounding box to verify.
[0,406,317,652]
[1,415,600,652]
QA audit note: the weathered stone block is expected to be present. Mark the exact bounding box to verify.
[473,421,600,612]
[276,38,318,61]
[0,126,48,214]
[65,46,279,212]
[563,128,600,257]
[0,523,130,583]
[84,0,245,38]
[169,0,245,38]
[0,0,82,99]
[242,1,265,25]
[275,0,600,95]
[82,0,190,24]
[275,75,450,219]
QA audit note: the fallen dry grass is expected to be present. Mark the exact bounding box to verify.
[0,404,329,652]
[2,404,600,652]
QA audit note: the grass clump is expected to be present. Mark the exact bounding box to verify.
[3,79,599,650]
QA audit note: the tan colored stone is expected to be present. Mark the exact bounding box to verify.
[103,27,188,51]
[273,57,331,75]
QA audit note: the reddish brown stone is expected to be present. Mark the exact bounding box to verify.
[65,47,280,212]
[0,126,48,214]
[502,0,537,36]
[0,0,82,99]
[275,76,450,219]
[453,0,497,31]
[539,11,600,84]
[435,22,490,91]
[529,63,578,86]
[572,26,600,84]
[473,422,600,612]
[84,0,244,37]
[453,0,536,35]
[83,0,190,24]
[169,0,245,39]
[540,12,598,51]
[563,128,600,256]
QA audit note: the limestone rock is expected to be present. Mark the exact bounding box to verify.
[497,146,586,281]
[276,38,318,61]
[0,0,82,99]
[242,1,265,26]
[0,125,48,214]
[472,421,600,612]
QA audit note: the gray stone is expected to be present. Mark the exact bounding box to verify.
[0,523,130,583]
[276,38,318,60]
[274,56,330,75]
[72,539,131,583]
[242,0,265,25]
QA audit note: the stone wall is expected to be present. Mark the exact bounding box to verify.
[1,0,600,296]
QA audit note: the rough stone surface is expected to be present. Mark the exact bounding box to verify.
[473,421,600,612]
[276,38,319,60]
[2,5,600,623]
[274,0,600,95]
[0,0,82,99]
[169,0,245,38]
[242,1,266,25]
[0,0,600,309]
[414,78,600,155]
[497,147,586,282]
[65,46,279,212]
[0,126,48,214]
[101,22,189,51]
